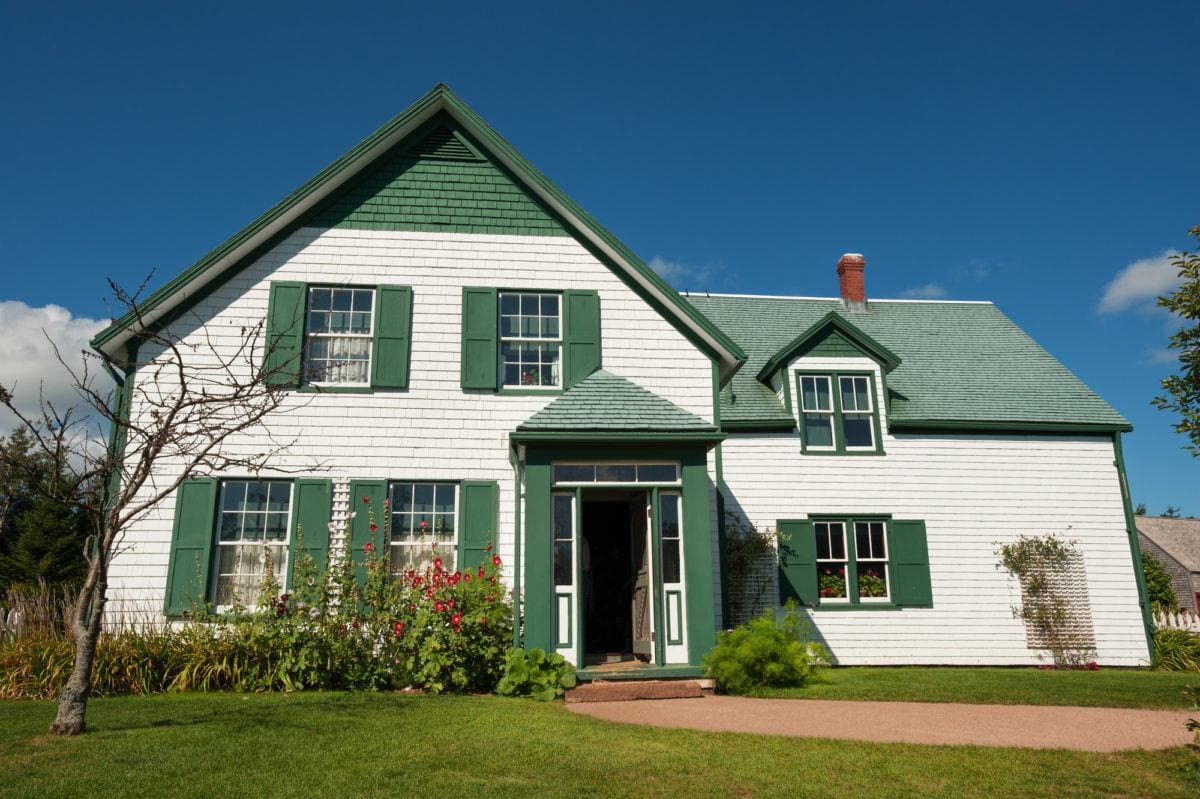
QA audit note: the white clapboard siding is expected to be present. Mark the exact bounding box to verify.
[718,355,1148,666]
[105,228,714,620]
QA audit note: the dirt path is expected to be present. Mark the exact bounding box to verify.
[568,696,1196,752]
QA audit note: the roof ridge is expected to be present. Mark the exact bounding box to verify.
[691,292,993,305]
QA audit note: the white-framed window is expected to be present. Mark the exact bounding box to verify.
[854,520,890,601]
[499,291,561,388]
[799,375,835,449]
[213,480,292,608]
[839,376,875,449]
[304,287,374,385]
[814,520,849,601]
[552,493,574,587]
[388,482,457,572]
[659,492,683,585]
[551,462,680,485]
[797,372,881,453]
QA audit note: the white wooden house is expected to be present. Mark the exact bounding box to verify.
[92,85,1154,673]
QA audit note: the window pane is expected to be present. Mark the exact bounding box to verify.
[554,541,573,586]
[541,294,558,316]
[662,540,681,584]
[840,376,871,412]
[818,563,847,599]
[434,484,455,514]
[553,494,574,539]
[265,513,288,541]
[352,290,373,312]
[815,523,832,560]
[843,415,874,448]
[596,464,636,482]
[500,293,519,315]
[267,483,290,512]
[332,290,352,312]
[521,294,538,315]
[637,464,678,482]
[500,316,517,337]
[413,484,434,514]
[308,312,327,333]
[242,513,264,541]
[309,289,330,311]
[829,523,846,559]
[801,376,831,411]
[554,465,594,482]
[659,494,680,538]
[219,514,240,541]
[221,482,246,511]
[804,414,834,447]
[245,483,269,512]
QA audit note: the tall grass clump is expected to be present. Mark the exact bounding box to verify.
[1154,628,1200,672]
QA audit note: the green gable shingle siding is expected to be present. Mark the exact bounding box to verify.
[311,118,568,236]
[688,295,1130,431]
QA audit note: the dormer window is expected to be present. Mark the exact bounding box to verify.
[797,371,882,454]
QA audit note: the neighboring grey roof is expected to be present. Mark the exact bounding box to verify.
[1136,516,1200,573]
[517,370,717,432]
[687,295,1130,431]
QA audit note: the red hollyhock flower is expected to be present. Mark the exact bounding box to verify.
[426,586,435,598]
[362,495,370,504]
[434,601,446,612]
[492,555,502,567]
[412,575,423,588]
[451,612,462,626]
[433,557,444,572]
[485,542,493,552]
[393,621,405,636]
[447,599,455,609]
[477,566,485,579]
[370,523,378,533]
[463,571,472,581]
[448,573,460,586]
[363,542,375,553]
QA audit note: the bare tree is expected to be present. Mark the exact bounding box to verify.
[0,279,306,735]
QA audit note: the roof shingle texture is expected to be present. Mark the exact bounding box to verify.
[686,296,1129,428]
[1136,517,1200,572]
[519,370,717,432]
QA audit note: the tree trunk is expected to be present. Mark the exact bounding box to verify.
[49,575,105,736]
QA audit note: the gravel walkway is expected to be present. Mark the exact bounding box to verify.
[568,696,1196,752]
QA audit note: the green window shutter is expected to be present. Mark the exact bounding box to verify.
[264,281,306,387]
[348,479,387,587]
[289,479,333,586]
[888,519,933,607]
[460,287,498,390]
[372,286,413,389]
[562,290,601,387]
[777,519,817,606]
[164,478,218,616]
[457,480,499,571]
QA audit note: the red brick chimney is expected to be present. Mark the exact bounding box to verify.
[837,253,866,310]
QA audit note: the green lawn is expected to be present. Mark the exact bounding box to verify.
[758,667,1197,709]
[0,693,1196,799]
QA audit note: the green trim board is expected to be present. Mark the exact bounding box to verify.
[1112,432,1156,662]
[758,311,902,381]
[91,84,745,383]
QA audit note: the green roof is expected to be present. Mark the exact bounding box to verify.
[516,370,719,434]
[687,295,1130,432]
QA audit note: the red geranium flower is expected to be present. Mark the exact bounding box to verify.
[492,555,502,567]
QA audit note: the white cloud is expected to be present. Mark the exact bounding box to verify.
[899,283,947,300]
[1146,347,1178,365]
[0,301,110,432]
[1097,251,1182,314]
[955,259,992,282]
[648,256,722,288]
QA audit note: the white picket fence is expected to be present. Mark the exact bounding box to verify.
[1153,608,1200,633]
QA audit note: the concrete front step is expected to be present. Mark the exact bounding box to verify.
[565,679,711,703]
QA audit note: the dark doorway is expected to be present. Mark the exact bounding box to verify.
[581,496,641,660]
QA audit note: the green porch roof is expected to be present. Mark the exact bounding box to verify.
[686,295,1131,432]
[515,370,719,435]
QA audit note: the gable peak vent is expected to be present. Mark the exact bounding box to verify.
[406,125,479,160]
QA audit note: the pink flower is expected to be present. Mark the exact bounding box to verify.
[492,555,502,567]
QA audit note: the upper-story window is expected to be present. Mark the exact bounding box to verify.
[797,371,881,454]
[304,287,375,385]
[499,291,561,388]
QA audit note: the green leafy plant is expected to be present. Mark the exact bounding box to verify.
[1143,552,1180,613]
[495,647,577,701]
[997,533,1096,668]
[1154,629,1200,673]
[703,603,828,695]
[857,569,887,598]
[817,569,845,599]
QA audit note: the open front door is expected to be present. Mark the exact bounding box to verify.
[631,494,652,659]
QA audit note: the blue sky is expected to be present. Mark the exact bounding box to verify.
[1,1,1197,514]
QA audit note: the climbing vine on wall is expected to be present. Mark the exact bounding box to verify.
[998,533,1098,668]
[724,513,785,626]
